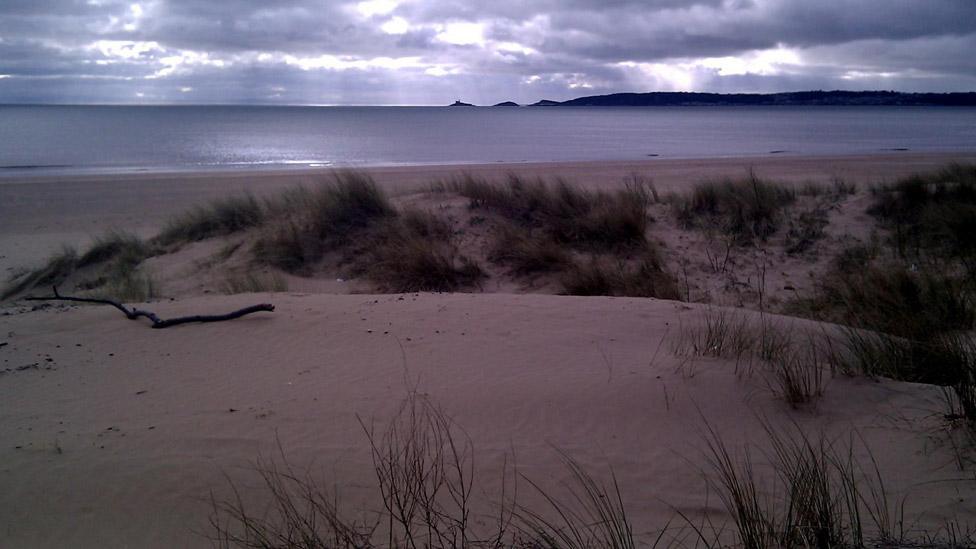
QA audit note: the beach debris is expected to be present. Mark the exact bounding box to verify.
[24,286,274,329]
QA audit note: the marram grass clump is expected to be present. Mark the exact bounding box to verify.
[673,173,796,244]
[156,193,265,246]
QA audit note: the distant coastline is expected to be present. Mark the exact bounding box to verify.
[463,90,976,107]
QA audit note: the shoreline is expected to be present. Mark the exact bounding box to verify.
[2,149,975,184]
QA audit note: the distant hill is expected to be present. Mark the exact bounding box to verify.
[493,101,520,107]
[530,91,976,107]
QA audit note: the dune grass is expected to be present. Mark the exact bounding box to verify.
[445,174,680,298]
[6,171,682,300]
[79,231,156,298]
[690,419,909,549]
[452,175,652,251]
[560,252,680,299]
[790,259,975,407]
[671,309,757,363]
[251,221,316,274]
[1,246,79,300]
[488,224,572,276]
[254,176,483,292]
[783,167,976,423]
[96,271,157,302]
[1,230,157,302]
[253,177,484,292]
[868,163,976,264]
[672,173,795,245]
[156,193,266,246]
[784,207,829,255]
[210,395,970,549]
[802,265,974,341]
[672,310,829,406]
[514,451,637,549]
[349,211,484,293]
[211,393,639,549]
[766,344,827,409]
[78,230,151,269]
[257,172,676,295]
[252,172,397,273]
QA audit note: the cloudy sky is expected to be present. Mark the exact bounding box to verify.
[1,0,975,105]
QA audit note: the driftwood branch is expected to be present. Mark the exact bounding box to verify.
[25,286,274,329]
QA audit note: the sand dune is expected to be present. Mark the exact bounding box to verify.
[2,154,976,547]
[1,293,971,547]
[3,152,976,275]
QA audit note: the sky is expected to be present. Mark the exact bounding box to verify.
[1,0,975,105]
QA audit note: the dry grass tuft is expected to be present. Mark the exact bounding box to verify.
[210,396,970,549]
[157,194,265,246]
[514,451,637,549]
[868,163,976,264]
[560,252,680,299]
[252,172,395,272]
[488,225,571,276]
[690,420,907,549]
[671,309,757,364]
[445,174,680,298]
[790,262,975,395]
[209,449,377,548]
[2,230,157,302]
[1,246,79,300]
[356,214,485,293]
[766,344,827,409]
[673,310,828,405]
[672,172,795,245]
[78,230,151,268]
[452,175,652,251]
[254,176,484,292]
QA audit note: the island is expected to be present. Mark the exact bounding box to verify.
[492,101,520,107]
[449,100,475,107]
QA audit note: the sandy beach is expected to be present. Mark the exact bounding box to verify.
[2,152,976,548]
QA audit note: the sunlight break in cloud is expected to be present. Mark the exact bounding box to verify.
[356,0,399,18]
[380,16,410,34]
[435,21,486,46]
[617,47,803,91]
[284,54,426,72]
[89,40,163,60]
[695,47,802,76]
[617,61,697,92]
[151,51,226,79]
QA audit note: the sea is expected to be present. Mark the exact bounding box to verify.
[1,105,975,175]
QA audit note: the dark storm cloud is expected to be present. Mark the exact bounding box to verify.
[0,0,974,104]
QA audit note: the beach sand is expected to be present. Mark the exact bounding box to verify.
[2,152,975,547]
[2,294,971,548]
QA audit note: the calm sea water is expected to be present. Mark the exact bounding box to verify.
[1,105,975,174]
